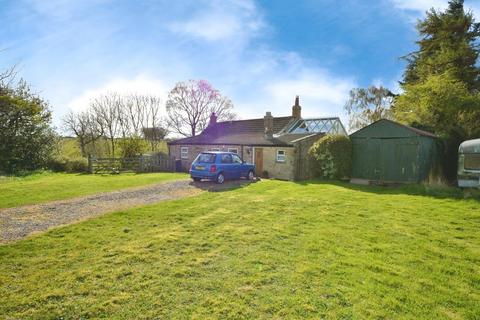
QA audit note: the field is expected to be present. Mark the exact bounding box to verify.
[1,178,479,319]
[0,172,186,208]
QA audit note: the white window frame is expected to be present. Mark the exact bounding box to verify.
[228,147,238,154]
[210,147,220,151]
[276,150,286,163]
[180,147,189,159]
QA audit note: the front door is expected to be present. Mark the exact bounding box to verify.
[254,148,263,176]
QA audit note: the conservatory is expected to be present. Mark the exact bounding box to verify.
[458,138,480,188]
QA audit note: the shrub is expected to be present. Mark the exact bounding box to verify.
[308,135,352,179]
[0,83,58,173]
[119,137,149,158]
[48,157,88,173]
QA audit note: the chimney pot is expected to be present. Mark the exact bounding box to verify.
[208,112,217,127]
[264,111,274,139]
[292,95,301,119]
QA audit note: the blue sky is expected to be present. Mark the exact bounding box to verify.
[1,0,479,130]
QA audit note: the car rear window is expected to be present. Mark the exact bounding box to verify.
[196,153,216,163]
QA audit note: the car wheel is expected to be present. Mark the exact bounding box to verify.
[216,173,225,184]
[192,177,201,182]
[247,170,254,180]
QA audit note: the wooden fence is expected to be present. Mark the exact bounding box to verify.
[88,153,176,174]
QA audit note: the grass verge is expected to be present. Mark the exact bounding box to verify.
[0,171,187,208]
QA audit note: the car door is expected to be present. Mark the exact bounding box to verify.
[231,154,244,179]
[220,154,234,178]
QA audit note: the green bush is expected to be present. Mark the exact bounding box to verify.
[0,83,58,173]
[119,137,149,158]
[308,135,352,179]
[48,157,88,173]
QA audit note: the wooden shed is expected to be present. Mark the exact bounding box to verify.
[350,119,439,184]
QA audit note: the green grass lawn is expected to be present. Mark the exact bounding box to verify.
[1,180,479,319]
[0,171,187,208]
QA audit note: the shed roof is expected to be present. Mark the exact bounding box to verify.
[350,119,437,139]
[459,138,480,153]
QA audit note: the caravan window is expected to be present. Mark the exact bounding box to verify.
[465,154,480,170]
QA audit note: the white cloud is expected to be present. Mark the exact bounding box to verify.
[168,0,264,42]
[67,75,169,112]
[22,0,356,130]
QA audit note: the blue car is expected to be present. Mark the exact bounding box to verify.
[190,151,255,184]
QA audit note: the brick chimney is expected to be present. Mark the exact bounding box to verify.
[264,111,273,139]
[208,112,217,127]
[292,95,301,119]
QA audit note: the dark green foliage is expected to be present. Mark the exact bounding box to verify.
[308,135,352,179]
[48,157,88,173]
[396,0,480,180]
[0,81,57,173]
[396,0,480,137]
[402,0,480,90]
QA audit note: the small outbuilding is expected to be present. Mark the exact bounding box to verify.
[458,138,480,188]
[350,119,439,184]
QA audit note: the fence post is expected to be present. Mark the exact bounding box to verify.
[88,154,93,173]
[139,155,145,172]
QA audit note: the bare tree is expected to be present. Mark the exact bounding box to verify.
[143,95,167,151]
[63,92,168,158]
[63,110,104,157]
[128,94,148,136]
[0,65,18,95]
[344,86,396,131]
[166,80,236,137]
[91,93,121,157]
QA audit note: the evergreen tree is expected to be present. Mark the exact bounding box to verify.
[395,0,480,181]
[402,0,480,90]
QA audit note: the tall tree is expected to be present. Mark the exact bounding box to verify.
[395,0,480,180]
[166,80,236,137]
[344,86,396,131]
[401,0,480,90]
[396,0,480,137]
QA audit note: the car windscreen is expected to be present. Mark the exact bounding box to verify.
[195,153,216,163]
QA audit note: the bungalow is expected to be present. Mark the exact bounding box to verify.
[168,96,347,180]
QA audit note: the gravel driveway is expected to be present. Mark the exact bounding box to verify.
[0,178,256,244]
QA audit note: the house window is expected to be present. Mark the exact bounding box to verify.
[228,147,238,154]
[180,147,188,159]
[210,147,220,151]
[276,150,286,162]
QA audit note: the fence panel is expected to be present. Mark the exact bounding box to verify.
[88,154,175,174]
